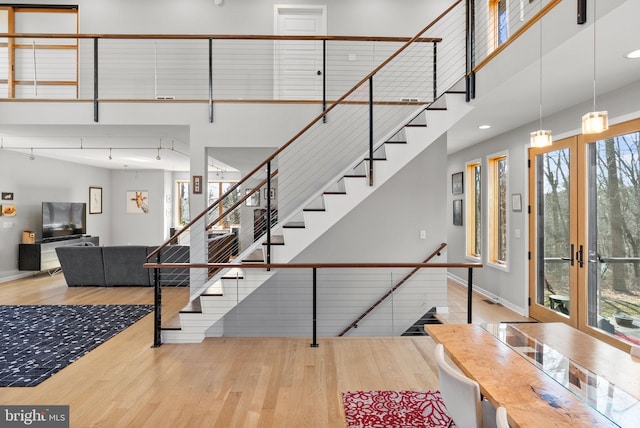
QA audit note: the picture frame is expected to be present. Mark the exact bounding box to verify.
[263,187,277,201]
[245,189,260,207]
[193,175,203,194]
[453,199,463,226]
[2,192,13,201]
[2,204,16,216]
[89,187,103,214]
[127,191,149,214]
[512,193,522,212]
[452,172,463,194]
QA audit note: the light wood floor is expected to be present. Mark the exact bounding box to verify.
[0,274,531,428]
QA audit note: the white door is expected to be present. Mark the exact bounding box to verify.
[274,5,326,100]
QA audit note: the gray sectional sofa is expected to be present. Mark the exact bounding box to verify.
[55,233,236,287]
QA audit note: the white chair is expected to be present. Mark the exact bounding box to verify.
[496,406,509,428]
[434,343,496,428]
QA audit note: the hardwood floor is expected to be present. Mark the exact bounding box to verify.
[0,274,531,427]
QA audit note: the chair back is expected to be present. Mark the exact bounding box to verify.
[434,343,483,428]
[496,406,509,428]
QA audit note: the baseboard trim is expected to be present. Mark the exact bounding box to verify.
[446,272,527,317]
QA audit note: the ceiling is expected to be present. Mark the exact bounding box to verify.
[1,1,638,172]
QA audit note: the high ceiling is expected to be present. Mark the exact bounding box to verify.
[1,0,638,172]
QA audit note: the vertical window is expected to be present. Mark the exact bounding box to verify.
[490,0,509,51]
[176,180,239,228]
[465,160,482,259]
[488,152,508,268]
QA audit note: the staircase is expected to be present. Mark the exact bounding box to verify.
[162,87,472,343]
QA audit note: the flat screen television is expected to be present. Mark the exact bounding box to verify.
[42,202,87,240]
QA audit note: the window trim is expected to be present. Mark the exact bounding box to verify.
[465,158,482,262]
[487,150,509,272]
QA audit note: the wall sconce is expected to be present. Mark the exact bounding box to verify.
[582,0,608,134]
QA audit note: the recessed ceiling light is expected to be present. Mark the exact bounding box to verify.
[478,125,491,130]
[625,49,640,59]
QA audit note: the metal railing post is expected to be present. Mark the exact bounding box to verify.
[266,161,272,270]
[322,39,327,123]
[208,38,214,123]
[368,76,374,186]
[153,253,162,347]
[432,41,438,100]
[311,267,319,347]
[93,38,99,122]
[465,0,476,101]
[467,267,473,324]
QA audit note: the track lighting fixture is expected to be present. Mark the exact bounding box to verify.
[29,148,35,161]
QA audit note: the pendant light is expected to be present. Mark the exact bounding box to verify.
[582,0,608,134]
[530,5,552,148]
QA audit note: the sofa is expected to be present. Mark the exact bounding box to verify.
[56,233,236,287]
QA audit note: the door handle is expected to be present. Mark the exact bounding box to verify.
[561,244,575,266]
[576,245,584,268]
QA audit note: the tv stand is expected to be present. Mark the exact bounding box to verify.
[19,236,99,272]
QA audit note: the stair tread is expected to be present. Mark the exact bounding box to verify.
[384,140,407,144]
[180,299,202,313]
[221,268,244,280]
[323,191,346,195]
[283,221,305,228]
[303,207,327,211]
[162,314,182,330]
[263,234,285,245]
[202,282,223,296]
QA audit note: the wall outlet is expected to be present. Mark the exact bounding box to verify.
[348,54,356,61]
[419,230,426,239]
[3,221,13,228]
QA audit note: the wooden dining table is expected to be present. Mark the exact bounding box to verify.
[425,323,640,428]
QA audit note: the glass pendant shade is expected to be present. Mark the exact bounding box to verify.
[582,111,609,134]
[530,129,552,148]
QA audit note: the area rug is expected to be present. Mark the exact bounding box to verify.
[342,390,453,428]
[0,304,153,387]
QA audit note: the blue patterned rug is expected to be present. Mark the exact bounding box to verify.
[0,304,153,387]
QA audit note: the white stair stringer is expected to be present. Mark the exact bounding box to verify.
[161,92,472,343]
[272,93,472,264]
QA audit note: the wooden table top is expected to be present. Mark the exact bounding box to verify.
[425,323,630,428]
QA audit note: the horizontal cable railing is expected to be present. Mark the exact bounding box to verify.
[1,33,439,104]
[145,261,482,346]
[142,1,467,344]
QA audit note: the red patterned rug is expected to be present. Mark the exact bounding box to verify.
[342,390,453,428]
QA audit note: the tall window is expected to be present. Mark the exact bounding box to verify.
[490,0,509,51]
[465,160,482,259]
[488,152,508,268]
[176,180,239,228]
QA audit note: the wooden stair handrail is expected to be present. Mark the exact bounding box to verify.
[337,242,448,336]
[149,0,462,259]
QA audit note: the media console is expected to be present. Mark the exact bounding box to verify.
[18,236,99,272]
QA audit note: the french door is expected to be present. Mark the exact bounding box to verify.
[529,119,640,351]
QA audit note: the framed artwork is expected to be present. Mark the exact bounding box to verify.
[2,192,13,201]
[193,175,203,194]
[245,189,260,207]
[452,172,463,194]
[263,188,277,200]
[89,187,103,214]
[127,191,149,214]
[453,199,463,226]
[512,193,522,212]
[2,204,16,216]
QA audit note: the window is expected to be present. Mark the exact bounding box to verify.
[176,180,239,228]
[490,0,509,51]
[465,160,482,260]
[488,152,508,268]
